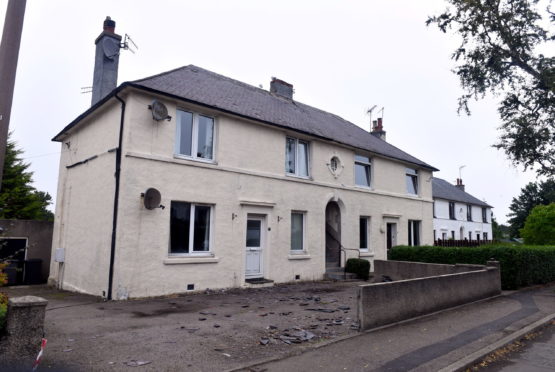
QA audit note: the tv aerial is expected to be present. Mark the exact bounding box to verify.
[121,34,138,54]
[366,105,377,127]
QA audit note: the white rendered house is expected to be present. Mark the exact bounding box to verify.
[432,178,493,242]
[48,18,438,299]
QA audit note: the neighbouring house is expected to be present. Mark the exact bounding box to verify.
[48,18,438,299]
[432,177,493,242]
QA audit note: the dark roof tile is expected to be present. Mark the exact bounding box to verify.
[432,177,492,207]
[132,65,437,170]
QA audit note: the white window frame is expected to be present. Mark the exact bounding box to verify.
[285,137,310,178]
[290,211,306,253]
[175,109,216,163]
[405,168,418,195]
[169,202,214,257]
[354,155,372,188]
[359,216,370,252]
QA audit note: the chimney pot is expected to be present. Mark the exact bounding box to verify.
[270,77,294,100]
[370,117,386,141]
[455,178,465,191]
[103,16,116,33]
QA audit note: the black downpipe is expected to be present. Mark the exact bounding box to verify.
[108,93,125,300]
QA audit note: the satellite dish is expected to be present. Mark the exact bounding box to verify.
[143,188,163,210]
[149,100,172,121]
[102,38,120,60]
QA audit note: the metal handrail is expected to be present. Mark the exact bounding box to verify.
[326,224,361,279]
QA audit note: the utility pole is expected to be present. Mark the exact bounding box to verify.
[0,0,27,191]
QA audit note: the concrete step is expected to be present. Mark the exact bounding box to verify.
[324,270,358,281]
[244,278,274,288]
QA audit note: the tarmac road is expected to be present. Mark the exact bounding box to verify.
[484,322,555,372]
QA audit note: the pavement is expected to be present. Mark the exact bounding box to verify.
[1,281,554,372]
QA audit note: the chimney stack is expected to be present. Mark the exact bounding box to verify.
[270,77,293,100]
[371,117,386,141]
[455,178,465,192]
[91,16,122,106]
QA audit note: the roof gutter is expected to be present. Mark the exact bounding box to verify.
[107,91,125,300]
[52,82,130,142]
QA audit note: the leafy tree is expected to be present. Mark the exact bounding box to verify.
[0,134,54,221]
[492,215,510,240]
[507,179,555,237]
[520,203,555,244]
[427,0,555,176]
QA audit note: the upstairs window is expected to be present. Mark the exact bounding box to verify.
[170,201,212,255]
[406,168,418,195]
[449,202,456,220]
[176,110,214,160]
[355,155,371,187]
[482,207,488,223]
[467,205,472,221]
[285,137,309,177]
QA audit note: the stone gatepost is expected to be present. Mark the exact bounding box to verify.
[0,296,48,364]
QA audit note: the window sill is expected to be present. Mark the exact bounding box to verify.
[164,257,219,265]
[285,173,312,181]
[288,253,310,260]
[173,154,217,165]
[359,252,374,258]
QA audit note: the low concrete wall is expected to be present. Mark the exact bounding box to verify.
[373,259,485,282]
[0,296,48,365]
[358,261,501,331]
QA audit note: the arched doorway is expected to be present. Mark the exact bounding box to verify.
[325,201,341,268]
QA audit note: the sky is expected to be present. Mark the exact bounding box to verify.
[1,0,550,224]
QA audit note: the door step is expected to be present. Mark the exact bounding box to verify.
[245,278,274,288]
[324,268,358,281]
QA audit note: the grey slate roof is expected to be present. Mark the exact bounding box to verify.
[54,65,437,171]
[131,65,437,171]
[432,177,492,207]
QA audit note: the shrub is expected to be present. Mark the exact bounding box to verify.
[520,203,555,245]
[389,245,555,290]
[345,258,370,280]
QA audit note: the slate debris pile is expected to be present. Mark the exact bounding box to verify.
[257,294,358,346]
[260,326,317,345]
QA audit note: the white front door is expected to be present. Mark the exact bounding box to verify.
[245,217,264,278]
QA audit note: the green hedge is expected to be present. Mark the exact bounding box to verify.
[389,245,555,290]
[346,258,370,280]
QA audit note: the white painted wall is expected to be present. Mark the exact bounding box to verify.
[433,199,492,240]
[50,88,435,298]
[48,101,122,296]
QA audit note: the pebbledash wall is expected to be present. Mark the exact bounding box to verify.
[433,199,492,240]
[49,88,434,299]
